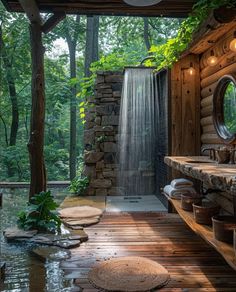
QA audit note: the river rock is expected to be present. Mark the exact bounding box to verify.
[4,227,37,239]
[54,240,81,249]
[32,247,71,261]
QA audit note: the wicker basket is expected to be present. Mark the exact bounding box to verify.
[181,193,202,212]
[212,215,236,243]
[193,201,220,225]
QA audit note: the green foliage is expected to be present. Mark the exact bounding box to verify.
[69,176,89,194]
[150,0,236,69]
[17,191,61,232]
[96,135,107,143]
[78,51,141,118]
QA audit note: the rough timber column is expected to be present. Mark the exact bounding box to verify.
[28,21,46,198]
[18,0,65,199]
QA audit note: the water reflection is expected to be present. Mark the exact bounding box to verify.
[0,188,74,291]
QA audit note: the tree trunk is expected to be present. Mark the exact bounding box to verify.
[143,17,151,51]
[68,41,77,180]
[28,22,46,200]
[0,25,19,177]
[85,16,99,77]
[0,25,19,146]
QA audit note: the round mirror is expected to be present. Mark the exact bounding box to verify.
[213,75,236,144]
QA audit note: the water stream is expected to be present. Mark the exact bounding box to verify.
[118,67,156,196]
[0,189,74,292]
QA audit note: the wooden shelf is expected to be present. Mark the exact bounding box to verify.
[167,196,236,271]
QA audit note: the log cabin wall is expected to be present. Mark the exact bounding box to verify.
[200,27,236,151]
[199,26,236,215]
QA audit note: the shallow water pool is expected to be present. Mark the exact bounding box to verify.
[0,188,76,292]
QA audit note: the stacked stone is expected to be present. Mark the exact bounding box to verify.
[83,71,123,196]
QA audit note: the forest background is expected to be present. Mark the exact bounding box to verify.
[0,3,181,182]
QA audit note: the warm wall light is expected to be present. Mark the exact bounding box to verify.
[207,50,218,67]
[189,62,195,76]
[230,31,236,52]
[123,0,162,6]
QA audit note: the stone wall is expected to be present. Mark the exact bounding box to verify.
[83,71,123,196]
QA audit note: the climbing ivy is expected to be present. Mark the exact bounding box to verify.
[149,0,236,69]
[78,51,140,121]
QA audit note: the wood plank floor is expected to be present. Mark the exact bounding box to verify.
[61,212,236,291]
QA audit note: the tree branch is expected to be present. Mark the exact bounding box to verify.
[42,12,66,34]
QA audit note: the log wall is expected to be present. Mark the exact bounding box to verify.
[200,26,236,152]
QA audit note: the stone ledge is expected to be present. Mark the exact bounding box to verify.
[164,156,236,192]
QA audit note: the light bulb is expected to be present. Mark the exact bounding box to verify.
[189,64,195,76]
[230,38,236,52]
[207,50,218,67]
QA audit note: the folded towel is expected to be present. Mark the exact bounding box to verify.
[163,185,196,200]
[171,178,193,189]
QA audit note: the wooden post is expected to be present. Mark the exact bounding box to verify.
[28,22,46,199]
[18,1,66,200]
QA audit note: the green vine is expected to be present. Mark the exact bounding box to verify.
[149,0,236,69]
[78,0,236,117]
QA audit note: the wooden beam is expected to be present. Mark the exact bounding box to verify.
[2,0,196,17]
[42,12,66,34]
[18,0,42,24]
[28,22,46,199]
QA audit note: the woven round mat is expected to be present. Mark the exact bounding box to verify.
[88,256,170,292]
[59,206,103,219]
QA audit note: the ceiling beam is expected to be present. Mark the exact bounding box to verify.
[42,12,66,34]
[3,0,195,17]
[18,0,42,24]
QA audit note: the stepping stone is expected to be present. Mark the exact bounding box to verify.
[59,206,103,219]
[32,247,71,261]
[54,239,81,249]
[60,196,106,210]
[68,230,89,242]
[30,235,53,244]
[4,227,37,239]
[63,217,100,227]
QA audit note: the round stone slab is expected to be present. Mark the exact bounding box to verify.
[87,256,170,292]
[59,206,103,219]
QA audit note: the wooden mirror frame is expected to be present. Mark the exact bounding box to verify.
[213,74,236,144]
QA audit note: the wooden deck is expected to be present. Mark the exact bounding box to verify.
[63,212,236,291]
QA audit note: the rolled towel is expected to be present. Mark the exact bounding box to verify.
[171,178,193,189]
[163,184,196,200]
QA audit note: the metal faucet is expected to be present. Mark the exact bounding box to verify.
[201,147,216,161]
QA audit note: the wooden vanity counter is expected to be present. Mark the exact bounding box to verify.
[164,156,236,192]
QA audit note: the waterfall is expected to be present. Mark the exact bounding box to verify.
[118,67,156,196]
